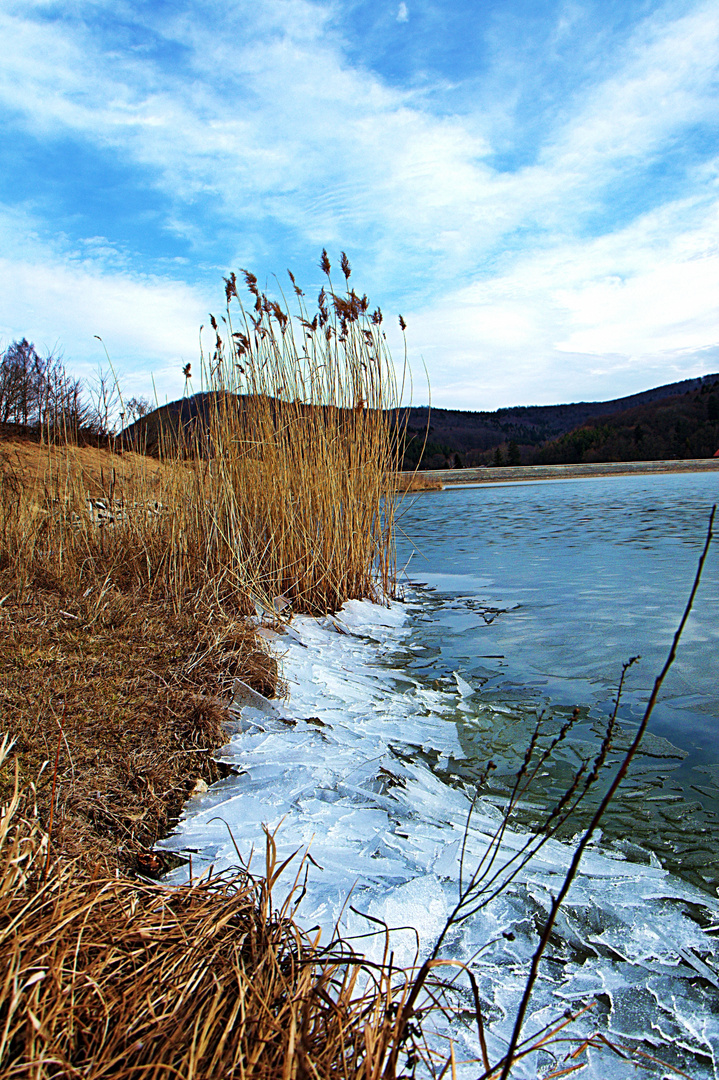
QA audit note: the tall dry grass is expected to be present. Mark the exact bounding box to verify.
[170,254,406,612]
[0,737,427,1079]
[1,254,406,617]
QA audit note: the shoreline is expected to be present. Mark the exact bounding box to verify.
[168,590,719,1078]
[4,428,717,1076]
[411,457,719,486]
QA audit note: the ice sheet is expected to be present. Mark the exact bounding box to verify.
[159,596,719,1078]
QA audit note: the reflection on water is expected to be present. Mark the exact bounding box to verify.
[396,471,719,893]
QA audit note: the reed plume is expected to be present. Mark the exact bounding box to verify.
[2,256,407,617]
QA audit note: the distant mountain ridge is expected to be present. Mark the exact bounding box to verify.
[401,373,719,468]
[531,375,719,467]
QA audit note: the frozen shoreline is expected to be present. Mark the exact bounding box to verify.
[159,596,719,1079]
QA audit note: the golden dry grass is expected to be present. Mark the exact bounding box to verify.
[0,435,170,496]
[0,431,281,872]
[0,576,276,872]
[0,738,424,1080]
[0,259,428,1077]
[0,257,406,871]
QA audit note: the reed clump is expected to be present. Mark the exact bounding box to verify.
[140,254,407,613]
[395,472,444,493]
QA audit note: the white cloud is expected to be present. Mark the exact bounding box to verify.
[543,5,719,179]
[0,1,718,406]
[1,2,716,265]
[397,3,409,23]
[398,190,719,408]
[0,208,210,402]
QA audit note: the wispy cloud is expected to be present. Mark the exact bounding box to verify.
[0,0,718,406]
[0,206,209,402]
[400,180,719,407]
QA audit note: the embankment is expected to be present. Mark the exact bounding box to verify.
[418,457,719,486]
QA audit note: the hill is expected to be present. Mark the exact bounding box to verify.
[531,376,719,465]
[122,374,719,469]
[121,393,226,453]
[401,373,719,469]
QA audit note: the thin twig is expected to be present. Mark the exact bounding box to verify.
[494,505,715,1080]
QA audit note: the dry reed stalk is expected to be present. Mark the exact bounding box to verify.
[0,739,428,1080]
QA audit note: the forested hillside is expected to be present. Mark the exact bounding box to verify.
[531,377,719,465]
[401,373,719,469]
[118,372,719,469]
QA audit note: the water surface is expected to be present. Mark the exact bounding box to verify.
[397,471,719,890]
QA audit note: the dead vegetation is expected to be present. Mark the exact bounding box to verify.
[0,581,275,872]
[395,472,444,493]
[0,256,426,1076]
[0,429,172,494]
[0,739,423,1079]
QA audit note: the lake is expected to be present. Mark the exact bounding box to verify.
[396,471,719,892]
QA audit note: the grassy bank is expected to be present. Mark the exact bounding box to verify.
[0,258,430,1077]
[395,471,444,492]
[0,429,284,872]
[0,736,427,1079]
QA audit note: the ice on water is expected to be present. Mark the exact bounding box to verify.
[159,597,719,1078]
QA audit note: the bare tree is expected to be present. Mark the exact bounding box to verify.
[125,396,153,423]
[87,365,122,436]
[0,339,93,436]
[0,339,46,425]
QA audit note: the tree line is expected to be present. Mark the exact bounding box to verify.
[0,339,151,440]
[403,380,719,469]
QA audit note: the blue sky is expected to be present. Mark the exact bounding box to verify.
[1,0,718,409]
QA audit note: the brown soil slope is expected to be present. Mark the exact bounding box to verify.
[0,433,276,874]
